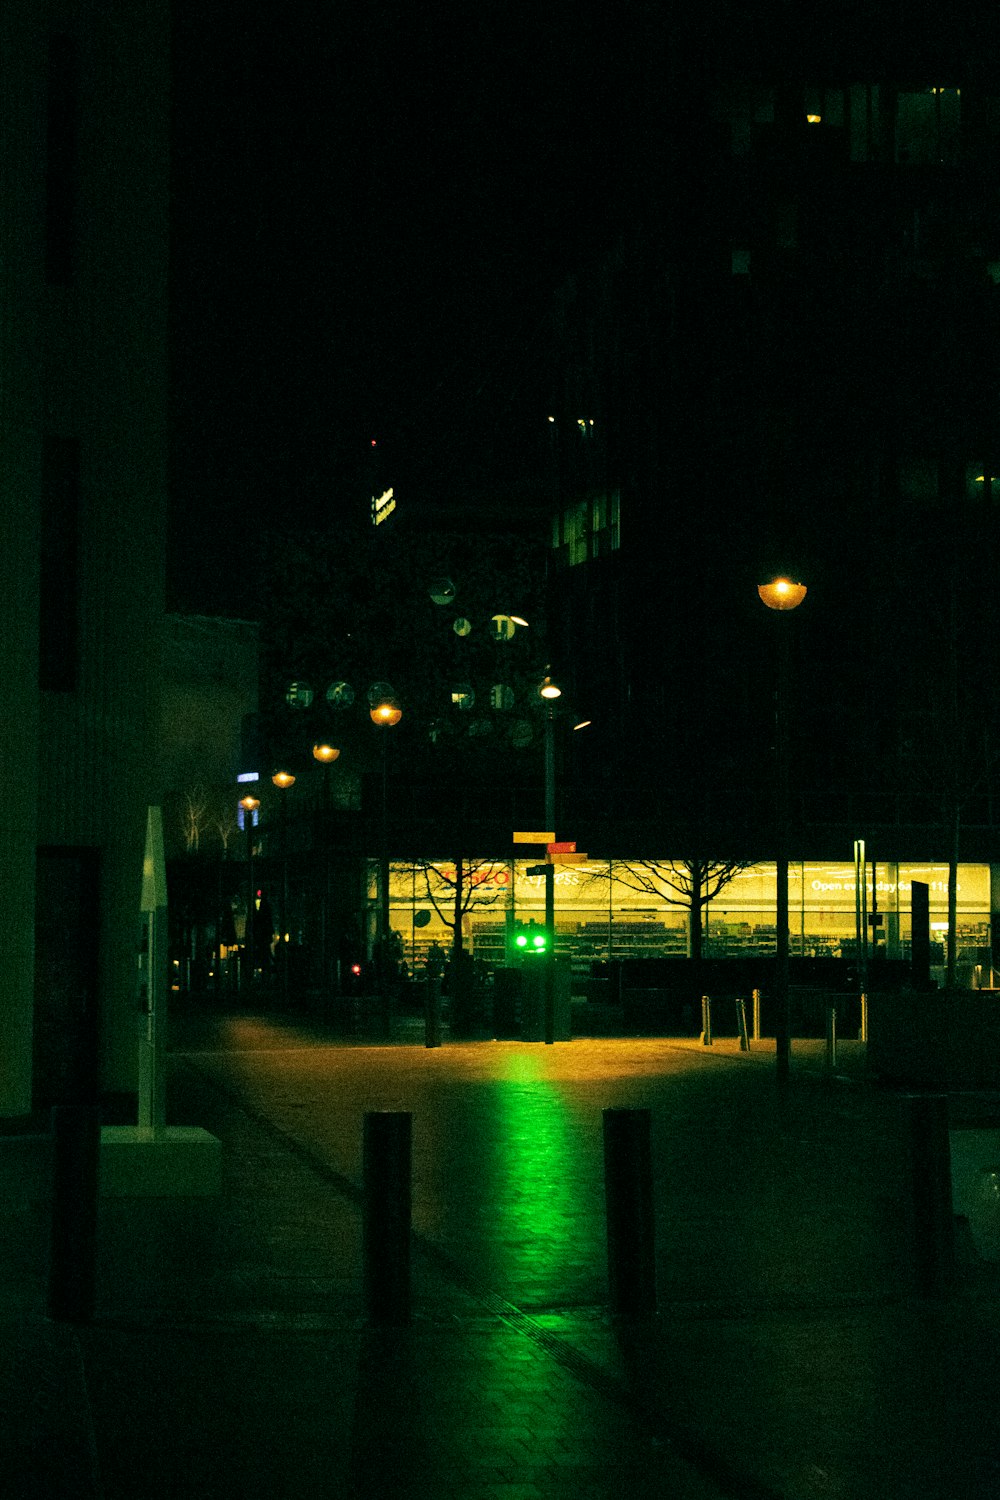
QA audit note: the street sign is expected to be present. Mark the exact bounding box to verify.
[525,864,549,877]
[551,852,588,864]
[547,841,576,855]
[514,831,555,843]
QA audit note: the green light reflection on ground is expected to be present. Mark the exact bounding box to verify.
[487,1047,597,1305]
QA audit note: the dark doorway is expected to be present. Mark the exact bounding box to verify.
[33,847,101,1109]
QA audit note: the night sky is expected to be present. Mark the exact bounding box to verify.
[167,2,639,615]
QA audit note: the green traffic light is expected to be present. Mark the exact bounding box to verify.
[515,933,528,948]
[532,933,546,949]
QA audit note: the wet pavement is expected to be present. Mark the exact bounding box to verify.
[3,1009,1000,1498]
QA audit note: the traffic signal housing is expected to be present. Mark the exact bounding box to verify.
[509,919,550,960]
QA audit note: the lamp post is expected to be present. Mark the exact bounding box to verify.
[238,794,260,993]
[271,770,296,1005]
[539,673,561,1045]
[757,576,807,1085]
[370,699,402,1013]
[312,743,341,1004]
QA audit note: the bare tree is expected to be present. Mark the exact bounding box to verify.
[586,858,756,961]
[213,799,239,856]
[409,857,509,956]
[181,784,211,853]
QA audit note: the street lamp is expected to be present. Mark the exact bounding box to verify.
[271,770,296,1004]
[238,794,260,992]
[758,574,807,1084]
[370,698,402,1012]
[312,743,341,1002]
[538,672,561,1045]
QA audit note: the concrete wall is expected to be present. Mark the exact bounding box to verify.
[0,1,169,1114]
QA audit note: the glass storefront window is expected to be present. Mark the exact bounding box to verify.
[373,858,991,974]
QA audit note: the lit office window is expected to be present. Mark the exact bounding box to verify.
[552,490,620,568]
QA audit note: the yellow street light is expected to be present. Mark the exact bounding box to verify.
[539,674,562,700]
[312,743,341,764]
[370,702,402,726]
[757,577,807,611]
[271,770,296,789]
[238,794,260,815]
[757,573,806,1085]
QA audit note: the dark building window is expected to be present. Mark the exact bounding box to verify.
[40,437,81,691]
[46,35,79,286]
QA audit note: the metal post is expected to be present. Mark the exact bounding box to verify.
[280,789,290,1007]
[906,1093,955,1296]
[824,1002,838,1076]
[735,997,750,1051]
[700,994,712,1045]
[775,623,791,1085]
[244,810,255,993]
[363,1111,412,1325]
[424,977,442,1048]
[48,1105,101,1323]
[603,1108,656,1316]
[752,988,761,1042]
[544,705,556,1046]
[859,991,868,1042]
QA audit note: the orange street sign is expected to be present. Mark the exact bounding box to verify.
[513,831,555,843]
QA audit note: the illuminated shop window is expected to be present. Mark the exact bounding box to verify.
[376,859,991,971]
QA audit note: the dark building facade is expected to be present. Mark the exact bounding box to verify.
[0,2,169,1115]
[540,38,1000,881]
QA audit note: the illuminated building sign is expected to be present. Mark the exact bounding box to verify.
[371,487,396,526]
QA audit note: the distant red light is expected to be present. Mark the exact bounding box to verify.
[351,962,362,975]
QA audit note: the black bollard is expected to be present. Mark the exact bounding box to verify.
[47,1105,101,1323]
[735,997,750,1051]
[906,1093,955,1296]
[603,1107,656,1316]
[424,978,442,1048]
[363,1111,412,1325]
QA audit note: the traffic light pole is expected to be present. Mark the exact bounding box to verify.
[544,706,556,1045]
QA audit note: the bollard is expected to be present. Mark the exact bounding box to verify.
[858,991,868,1043]
[906,1093,955,1296]
[603,1108,656,1316]
[752,988,761,1043]
[735,997,750,1051]
[363,1111,412,1325]
[824,1002,838,1075]
[47,1105,101,1323]
[424,977,442,1048]
[700,994,712,1046]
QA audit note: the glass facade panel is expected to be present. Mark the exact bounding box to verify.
[376,858,991,975]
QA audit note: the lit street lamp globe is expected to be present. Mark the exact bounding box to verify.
[757,577,807,611]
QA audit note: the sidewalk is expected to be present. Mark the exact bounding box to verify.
[3,1017,1000,1498]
